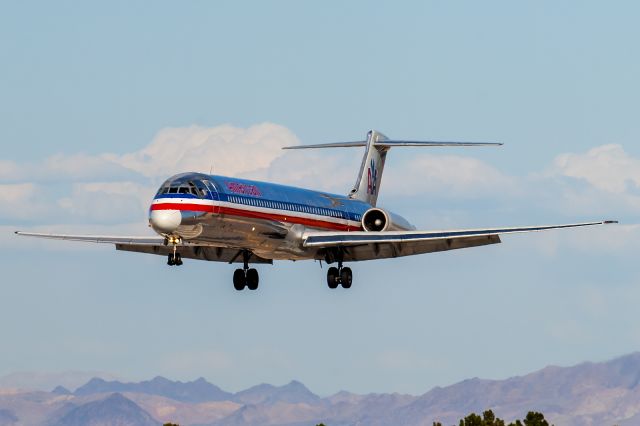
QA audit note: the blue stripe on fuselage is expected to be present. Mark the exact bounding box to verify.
[211,175,370,222]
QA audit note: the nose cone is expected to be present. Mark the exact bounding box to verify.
[149,210,181,234]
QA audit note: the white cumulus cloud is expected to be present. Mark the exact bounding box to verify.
[384,154,516,197]
[0,183,45,220]
[553,144,640,194]
[108,123,299,180]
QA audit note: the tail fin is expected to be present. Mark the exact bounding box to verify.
[349,130,388,206]
[283,130,501,207]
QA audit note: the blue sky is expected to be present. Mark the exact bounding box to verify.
[1,1,640,395]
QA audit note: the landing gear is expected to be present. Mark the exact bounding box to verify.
[233,269,246,290]
[327,267,339,289]
[340,267,352,289]
[246,268,259,290]
[167,242,183,266]
[326,261,353,289]
[233,250,259,291]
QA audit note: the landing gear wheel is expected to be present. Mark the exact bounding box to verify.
[340,267,353,289]
[327,267,339,289]
[233,269,246,291]
[175,253,183,266]
[167,254,175,266]
[246,268,259,290]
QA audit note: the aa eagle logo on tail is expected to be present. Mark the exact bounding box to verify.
[367,159,377,195]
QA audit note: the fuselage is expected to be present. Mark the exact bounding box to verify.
[148,172,413,260]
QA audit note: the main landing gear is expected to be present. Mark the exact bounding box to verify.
[233,250,259,291]
[326,260,352,289]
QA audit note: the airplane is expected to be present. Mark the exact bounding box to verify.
[16,130,616,291]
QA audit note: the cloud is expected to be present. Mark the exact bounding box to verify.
[1,123,302,224]
[384,154,516,198]
[107,123,299,180]
[0,183,45,220]
[0,156,136,184]
[553,144,640,194]
[0,123,298,185]
[56,182,156,224]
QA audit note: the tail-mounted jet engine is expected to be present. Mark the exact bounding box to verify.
[361,208,414,232]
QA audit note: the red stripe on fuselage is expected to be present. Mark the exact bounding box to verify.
[217,206,361,231]
[150,203,213,212]
[150,202,361,231]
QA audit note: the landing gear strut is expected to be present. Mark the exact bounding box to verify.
[167,240,183,266]
[326,259,352,289]
[233,250,259,291]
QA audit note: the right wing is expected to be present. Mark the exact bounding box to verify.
[304,221,617,262]
[14,232,273,264]
[15,231,164,245]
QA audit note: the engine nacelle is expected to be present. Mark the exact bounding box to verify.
[361,208,414,232]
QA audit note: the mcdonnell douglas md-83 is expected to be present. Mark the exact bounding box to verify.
[16,130,616,291]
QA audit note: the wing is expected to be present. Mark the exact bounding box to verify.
[304,221,617,262]
[115,244,273,264]
[14,232,273,264]
[15,231,164,245]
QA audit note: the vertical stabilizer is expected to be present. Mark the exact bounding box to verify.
[349,130,388,206]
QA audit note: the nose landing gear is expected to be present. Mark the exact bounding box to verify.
[233,250,259,291]
[167,252,183,266]
[166,237,183,266]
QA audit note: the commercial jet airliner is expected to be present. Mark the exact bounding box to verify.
[16,130,616,290]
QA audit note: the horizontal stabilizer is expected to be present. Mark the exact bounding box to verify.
[282,140,501,149]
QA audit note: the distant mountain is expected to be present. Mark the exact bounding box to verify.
[74,376,233,403]
[0,371,119,392]
[364,352,640,426]
[51,386,72,396]
[234,380,320,405]
[50,393,159,426]
[4,352,640,425]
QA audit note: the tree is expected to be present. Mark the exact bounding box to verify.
[433,410,553,426]
[458,410,505,426]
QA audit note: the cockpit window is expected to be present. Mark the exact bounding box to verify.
[156,178,213,199]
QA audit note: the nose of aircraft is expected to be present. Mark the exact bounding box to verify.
[149,210,181,233]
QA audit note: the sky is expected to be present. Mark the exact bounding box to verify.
[1,1,640,396]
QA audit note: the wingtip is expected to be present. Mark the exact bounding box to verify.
[604,220,619,224]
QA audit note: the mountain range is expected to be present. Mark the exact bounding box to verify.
[2,353,640,425]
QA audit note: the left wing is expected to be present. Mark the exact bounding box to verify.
[304,221,617,262]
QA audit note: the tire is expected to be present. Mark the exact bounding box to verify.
[167,254,175,266]
[175,253,183,266]
[246,268,259,290]
[340,267,353,289]
[233,269,246,291]
[327,267,339,289]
